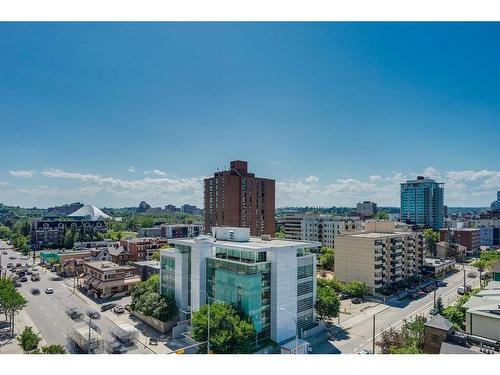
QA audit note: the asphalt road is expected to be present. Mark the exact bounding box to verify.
[1,244,150,354]
[313,264,480,354]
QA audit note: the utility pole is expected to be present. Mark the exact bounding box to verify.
[433,289,436,308]
[372,314,376,354]
[478,268,483,289]
[88,317,93,354]
[463,267,466,288]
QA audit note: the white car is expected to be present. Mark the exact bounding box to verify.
[113,305,125,314]
[44,288,54,294]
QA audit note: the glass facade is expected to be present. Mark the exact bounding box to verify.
[160,256,175,296]
[207,257,271,343]
[401,178,444,230]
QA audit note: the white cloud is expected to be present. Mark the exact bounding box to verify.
[305,175,319,184]
[128,166,136,173]
[0,180,9,186]
[144,169,167,177]
[9,170,35,178]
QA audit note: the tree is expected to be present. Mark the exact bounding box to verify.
[423,229,439,257]
[377,317,426,354]
[151,250,160,262]
[41,344,67,354]
[316,286,340,320]
[319,247,335,271]
[0,277,28,333]
[191,302,256,354]
[375,211,390,220]
[430,296,444,316]
[400,316,426,351]
[377,328,405,354]
[130,274,178,322]
[347,281,369,298]
[17,326,42,353]
[63,229,75,249]
[0,225,12,239]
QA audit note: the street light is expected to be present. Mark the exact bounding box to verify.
[199,290,212,355]
[279,307,298,354]
[88,316,93,354]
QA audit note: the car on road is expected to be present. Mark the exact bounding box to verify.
[87,310,101,319]
[437,281,448,287]
[32,267,38,272]
[19,276,28,282]
[6,263,13,268]
[31,288,40,295]
[467,271,478,278]
[351,297,363,304]
[113,305,125,314]
[9,256,16,260]
[44,288,54,294]
[101,303,116,312]
[358,349,371,354]
[31,273,40,281]
[66,307,83,320]
[2,251,7,255]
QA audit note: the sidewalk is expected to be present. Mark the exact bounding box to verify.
[0,309,47,354]
[330,303,390,337]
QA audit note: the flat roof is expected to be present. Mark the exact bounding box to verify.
[83,261,134,270]
[348,232,397,238]
[168,236,321,250]
[131,260,160,267]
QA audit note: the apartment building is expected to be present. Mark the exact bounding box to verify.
[159,227,320,345]
[335,221,425,294]
[81,261,141,299]
[281,213,362,248]
[204,160,275,236]
[439,228,481,256]
[356,201,378,218]
[401,176,444,230]
[119,237,169,262]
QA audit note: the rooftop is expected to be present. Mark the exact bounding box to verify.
[424,314,453,331]
[131,260,160,268]
[83,261,134,271]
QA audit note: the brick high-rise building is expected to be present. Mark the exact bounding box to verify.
[204,160,275,236]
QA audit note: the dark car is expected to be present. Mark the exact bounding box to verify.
[101,303,116,312]
[19,276,28,282]
[338,292,351,300]
[66,307,83,320]
[87,310,101,319]
[351,297,363,304]
[31,288,40,295]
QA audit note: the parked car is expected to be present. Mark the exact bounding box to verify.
[437,281,448,287]
[358,349,371,354]
[44,288,54,294]
[2,251,7,255]
[149,338,158,346]
[32,267,38,272]
[113,305,125,314]
[6,263,13,268]
[19,276,28,282]
[351,297,363,304]
[467,271,478,278]
[9,256,16,260]
[101,303,116,312]
[458,285,472,295]
[66,307,83,320]
[338,292,351,300]
[31,288,40,295]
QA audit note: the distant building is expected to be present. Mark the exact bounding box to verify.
[439,228,480,256]
[435,241,467,261]
[47,202,83,216]
[68,205,111,221]
[282,213,304,240]
[491,191,500,210]
[356,201,377,217]
[30,219,107,250]
[119,237,169,262]
[204,160,275,236]
[138,223,203,239]
[138,227,162,238]
[335,221,425,294]
[160,227,320,345]
[401,176,444,230]
[137,201,151,213]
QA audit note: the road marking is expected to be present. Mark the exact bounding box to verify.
[45,313,50,318]
[53,322,58,327]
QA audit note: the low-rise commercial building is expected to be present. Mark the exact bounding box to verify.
[462,282,500,342]
[81,261,141,299]
[159,227,321,345]
[422,257,456,278]
[335,221,425,294]
[131,260,160,281]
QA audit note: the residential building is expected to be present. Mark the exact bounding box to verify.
[462,282,500,342]
[335,221,425,294]
[119,237,169,262]
[30,219,107,250]
[131,260,160,281]
[138,227,162,237]
[301,214,363,248]
[138,223,203,239]
[435,241,467,261]
[75,240,115,250]
[159,227,320,345]
[282,213,304,240]
[401,176,444,230]
[422,257,456,278]
[356,201,378,218]
[439,228,481,256]
[181,204,203,216]
[81,261,141,299]
[108,246,130,265]
[204,160,275,236]
[480,226,500,248]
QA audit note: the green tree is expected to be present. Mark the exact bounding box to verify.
[63,229,75,249]
[17,326,42,353]
[423,229,439,257]
[0,225,12,239]
[191,302,256,354]
[319,247,335,271]
[41,344,67,354]
[151,250,160,261]
[0,277,28,333]
[316,285,340,320]
[431,296,444,316]
[375,211,390,220]
[377,328,404,354]
[347,281,369,298]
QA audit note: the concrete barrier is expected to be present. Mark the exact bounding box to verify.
[130,310,176,334]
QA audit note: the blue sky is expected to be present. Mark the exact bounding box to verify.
[1,22,499,208]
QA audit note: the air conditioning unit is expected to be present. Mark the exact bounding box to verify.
[261,234,272,241]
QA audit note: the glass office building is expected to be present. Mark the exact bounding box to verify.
[401,176,444,230]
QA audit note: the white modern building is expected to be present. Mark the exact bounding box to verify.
[159,227,321,345]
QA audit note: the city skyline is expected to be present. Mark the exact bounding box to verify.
[1,23,500,208]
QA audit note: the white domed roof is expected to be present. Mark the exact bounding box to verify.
[68,205,111,220]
